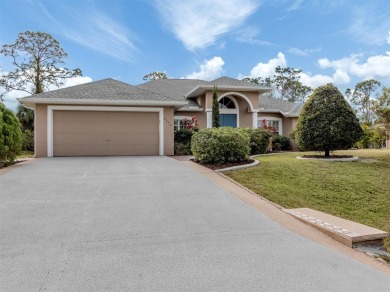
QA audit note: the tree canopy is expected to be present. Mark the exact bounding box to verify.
[143,71,167,81]
[345,79,381,125]
[296,83,362,157]
[243,66,311,102]
[0,31,82,101]
[374,87,390,126]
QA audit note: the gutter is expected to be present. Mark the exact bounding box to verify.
[17,97,188,109]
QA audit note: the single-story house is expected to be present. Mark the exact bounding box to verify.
[18,76,303,157]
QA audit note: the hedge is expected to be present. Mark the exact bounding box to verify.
[242,128,272,155]
[191,127,250,163]
[0,103,22,167]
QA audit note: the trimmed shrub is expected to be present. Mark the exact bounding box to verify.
[22,129,34,151]
[174,128,194,155]
[0,103,22,167]
[191,127,250,163]
[272,134,291,151]
[242,128,272,155]
[296,83,362,157]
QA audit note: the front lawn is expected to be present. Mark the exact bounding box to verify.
[225,149,390,250]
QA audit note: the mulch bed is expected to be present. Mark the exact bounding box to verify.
[302,155,353,159]
[193,159,255,170]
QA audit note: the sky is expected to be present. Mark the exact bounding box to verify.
[1,0,389,110]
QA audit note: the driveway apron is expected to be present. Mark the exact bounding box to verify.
[0,157,389,291]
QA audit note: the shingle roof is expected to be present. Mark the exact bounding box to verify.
[206,76,264,88]
[23,78,177,102]
[137,79,207,101]
[260,95,303,116]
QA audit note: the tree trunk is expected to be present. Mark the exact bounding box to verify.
[324,149,330,157]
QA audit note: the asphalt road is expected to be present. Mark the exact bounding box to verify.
[0,157,389,291]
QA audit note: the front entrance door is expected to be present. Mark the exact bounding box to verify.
[220,114,237,127]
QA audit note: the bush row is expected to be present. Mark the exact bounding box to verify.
[0,103,22,167]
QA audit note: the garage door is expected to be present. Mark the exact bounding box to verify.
[53,110,159,156]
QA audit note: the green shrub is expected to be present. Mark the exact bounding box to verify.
[296,83,362,157]
[174,128,194,155]
[355,124,387,149]
[191,127,250,163]
[242,128,272,155]
[22,129,34,151]
[272,135,291,151]
[0,103,22,167]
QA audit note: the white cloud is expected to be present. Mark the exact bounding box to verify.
[299,69,350,88]
[236,26,273,46]
[387,30,390,44]
[246,52,350,89]
[31,1,138,62]
[247,49,390,90]
[287,47,321,57]
[249,52,287,78]
[153,0,259,51]
[185,57,225,80]
[288,0,304,11]
[346,4,390,46]
[318,52,390,80]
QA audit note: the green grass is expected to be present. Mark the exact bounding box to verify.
[17,151,34,159]
[226,149,390,250]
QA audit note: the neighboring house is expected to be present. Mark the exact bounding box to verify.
[18,76,303,157]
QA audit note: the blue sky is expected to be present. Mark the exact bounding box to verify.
[1,0,389,110]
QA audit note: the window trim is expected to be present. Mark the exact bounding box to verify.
[258,116,283,135]
[174,115,192,131]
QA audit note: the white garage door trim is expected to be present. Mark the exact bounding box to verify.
[47,105,164,157]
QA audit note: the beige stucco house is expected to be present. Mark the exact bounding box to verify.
[18,76,303,157]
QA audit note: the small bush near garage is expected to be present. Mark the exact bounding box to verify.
[0,103,22,167]
[191,127,250,163]
[272,135,291,151]
[21,129,34,151]
[242,128,272,155]
[174,128,194,155]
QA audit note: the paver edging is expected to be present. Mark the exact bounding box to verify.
[296,156,359,162]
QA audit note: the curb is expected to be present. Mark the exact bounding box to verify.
[216,159,260,173]
[296,156,359,162]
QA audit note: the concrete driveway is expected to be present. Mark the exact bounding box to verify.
[0,157,389,291]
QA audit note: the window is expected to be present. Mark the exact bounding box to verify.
[174,116,192,132]
[219,97,236,109]
[258,117,282,135]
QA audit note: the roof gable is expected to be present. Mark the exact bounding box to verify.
[206,76,263,88]
[137,79,207,101]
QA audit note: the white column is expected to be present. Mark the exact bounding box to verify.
[252,112,258,129]
[206,110,212,128]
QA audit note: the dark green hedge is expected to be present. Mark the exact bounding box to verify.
[242,128,272,155]
[0,103,22,167]
[191,127,250,163]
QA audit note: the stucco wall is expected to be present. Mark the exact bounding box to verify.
[282,117,298,136]
[35,104,48,157]
[164,107,174,156]
[204,90,259,110]
[237,98,253,128]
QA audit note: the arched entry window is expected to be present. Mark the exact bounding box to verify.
[218,96,238,127]
[219,97,236,109]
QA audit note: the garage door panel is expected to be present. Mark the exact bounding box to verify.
[53,111,159,156]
